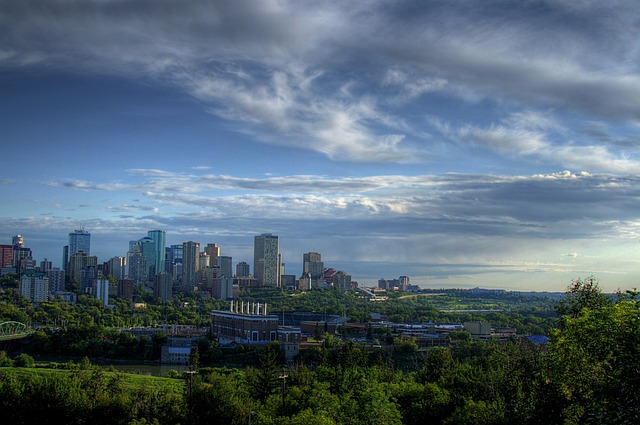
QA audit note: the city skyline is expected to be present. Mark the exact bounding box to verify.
[2,2,640,292]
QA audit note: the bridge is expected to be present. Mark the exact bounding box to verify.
[0,321,34,341]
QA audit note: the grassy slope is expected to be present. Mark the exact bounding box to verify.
[0,366,185,395]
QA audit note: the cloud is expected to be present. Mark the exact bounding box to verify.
[107,204,159,213]
[4,1,640,164]
[41,169,640,244]
[46,180,125,191]
[434,111,640,173]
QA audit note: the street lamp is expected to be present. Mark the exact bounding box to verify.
[185,370,198,421]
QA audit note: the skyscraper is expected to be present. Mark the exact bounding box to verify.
[254,234,280,288]
[95,275,109,307]
[0,244,14,269]
[138,237,156,280]
[106,256,126,280]
[155,272,173,302]
[12,235,24,248]
[147,230,166,279]
[217,255,233,278]
[126,244,147,285]
[236,261,250,278]
[68,229,90,256]
[205,243,220,265]
[303,252,324,289]
[166,244,183,279]
[68,251,98,286]
[182,241,200,289]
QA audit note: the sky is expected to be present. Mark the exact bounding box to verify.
[2,0,640,292]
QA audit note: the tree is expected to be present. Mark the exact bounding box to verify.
[555,276,611,319]
[13,353,35,368]
[190,370,252,425]
[188,346,200,371]
[247,342,282,401]
[419,346,454,386]
[549,299,640,424]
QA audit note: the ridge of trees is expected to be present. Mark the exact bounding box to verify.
[1,276,638,424]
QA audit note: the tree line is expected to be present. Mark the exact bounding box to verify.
[1,276,638,424]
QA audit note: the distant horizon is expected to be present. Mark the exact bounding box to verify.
[2,2,640,294]
[1,229,626,294]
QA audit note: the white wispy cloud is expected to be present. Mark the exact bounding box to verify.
[40,169,640,243]
[433,111,640,173]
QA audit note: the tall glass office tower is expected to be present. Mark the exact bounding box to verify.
[147,230,166,278]
[68,229,90,256]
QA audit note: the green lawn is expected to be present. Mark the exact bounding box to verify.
[0,366,184,395]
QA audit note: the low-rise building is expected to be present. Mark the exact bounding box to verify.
[161,337,193,364]
[212,301,279,345]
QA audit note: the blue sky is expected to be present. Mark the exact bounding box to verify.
[2,0,640,292]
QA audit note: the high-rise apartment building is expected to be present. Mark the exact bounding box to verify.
[14,248,32,270]
[302,252,324,289]
[68,251,97,285]
[182,241,200,289]
[236,261,250,278]
[39,259,52,272]
[199,252,210,269]
[0,244,14,269]
[20,271,49,303]
[118,278,135,300]
[62,245,69,273]
[106,256,126,280]
[303,252,324,277]
[47,268,66,293]
[254,234,280,288]
[95,276,109,307]
[155,272,173,302]
[213,276,234,300]
[126,244,147,285]
[205,243,220,265]
[217,255,233,278]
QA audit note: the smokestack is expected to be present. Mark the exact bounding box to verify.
[264,303,267,316]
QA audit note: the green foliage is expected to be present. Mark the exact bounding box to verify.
[247,342,284,402]
[13,353,35,368]
[190,370,253,425]
[555,276,611,319]
[0,367,184,424]
[419,346,455,386]
[549,299,640,424]
[3,277,639,424]
[0,350,14,366]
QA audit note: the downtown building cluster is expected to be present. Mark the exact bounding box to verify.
[1,230,413,306]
